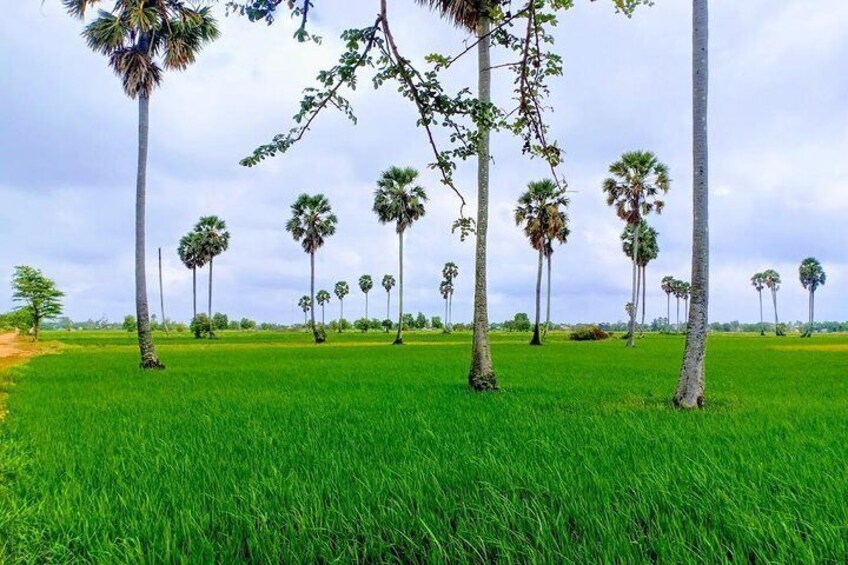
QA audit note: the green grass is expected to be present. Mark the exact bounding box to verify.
[1,330,847,562]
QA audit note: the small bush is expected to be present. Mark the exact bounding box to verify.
[190,314,215,339]
[569,326,611,341]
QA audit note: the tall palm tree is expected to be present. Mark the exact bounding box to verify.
[65,0,219,369]
[194,216,230,321]
[286,194,338,344]
[298,295,312,327]
[515,179,569,345]
[382,274,396,321]
[672,279,686,331]
[762,269,782,336]
[373,166,428,345]
[622,222,658,336]
[358,275,373,322]
[675,0,709,409]
[334,281,350,332]
[177,232,205,320]
[661,275,675,331]
[750,272,766,336]
[603,150,670,348]
[439,279,453,332]
[799,257,826,338]
[414,0,497,390]
[316,289,331,325]
[441,262,459,330]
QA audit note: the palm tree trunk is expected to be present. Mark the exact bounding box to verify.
[640,266,647,336]
[365,292,369,321]
[666,292,671,331]
[530,247,543,346]
[135,93,163,370]
[448,291,453,330]
[772,289,780,335]
[444,296,449,332]
[468,14,497,390]
[322,304,325,326]
[394,231,404,345]
[158,247,168,335]
[192,266,197,320]
[810,290,815,337]
[675,0,709,408]
[386,290,391,321]
[310,251,323,343]
[676,297,680,330]
[758,289,764,335]
[544,251,552,340]
[339,299,344,333]
[626,230,639,347]
[208,256,213,320]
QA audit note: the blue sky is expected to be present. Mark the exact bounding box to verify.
[1,1,846,325]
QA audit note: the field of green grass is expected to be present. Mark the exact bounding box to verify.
[1,330,846,562]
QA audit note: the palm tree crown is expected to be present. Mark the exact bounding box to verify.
[334,281,350,301]
[316,290,331,306]
[285,194,338,253]
[622,222,659,267]
[514,179,570,251]
[359,275,373,294]
[762,269,781,291]
[194,216,230,262]
[750,272,766,292]
[442,262,459,284]
[382,275,396,293]
[68,0,219,98]
[373,167,428,233]
[799,258,826,291]
[413,0,489,31]
[603,151,670,226]
[177,232,205,270]
[298,296,312,312]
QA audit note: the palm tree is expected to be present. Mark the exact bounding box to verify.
[622,222,658,336]
[750,272,766,336]
[762,269,782,336]
[286,194,337,344]
[194,216,230,321]
[441,262,459,330]
[680,281,691,327]
[382,274,396,321]
[373,166,428,345]
[414,0,497,390]
[672,279,685,331]
[334,281,350,332]
[177,232,205,320]
[675,0,709,409]
[799,257,826,338]
[515,179,569,346]
[661,275,675,331]
[316,289,331,325]
[439,279,453,332]
[358,275,373,322]
[65,0,219,369]
[298,295,312,327]
[603,151,670,348]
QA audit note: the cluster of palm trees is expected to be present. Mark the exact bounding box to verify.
[439,263,458,332]
[750,258,826,337]
[282,167,427,344]
[661,276,691,332]
[177,216,231,322]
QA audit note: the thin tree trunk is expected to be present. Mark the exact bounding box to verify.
[675,0,709,408]
[530,247,543,345]
[810,290,815,337]
[772,289,780,335]
[322,304,325,325]
[448,291,453,330]
[676,297,680,330]
[158,247,168,334]
[192,266,197,320]
[339,299,344,333]
[365,292,369,321]
[444,297,449,332]
[468,15,497,390]
[135,93,163,369]
[758,289,764,335]
[386,289,391,321]
[394,231,404,345]
[208,256,213,320]
[626,229,639,347]
[640,266,647,336]
[667,292,671,331]
[310,252,323,343]
[544,251,552,340]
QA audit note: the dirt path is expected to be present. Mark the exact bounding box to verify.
[0,332,44,421]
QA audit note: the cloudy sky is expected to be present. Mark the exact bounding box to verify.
[1,1,846,325]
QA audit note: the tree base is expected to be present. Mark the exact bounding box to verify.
[673,393,705,410]
[469,371,498,392]
[140,359,165,370]
[393,337,404,345]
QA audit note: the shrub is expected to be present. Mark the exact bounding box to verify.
[122,315,137,332]
[190,314,215,339]
[569,326,611,341]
